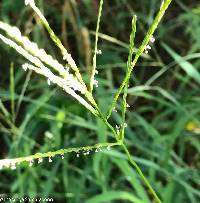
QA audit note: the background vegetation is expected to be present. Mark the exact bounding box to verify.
[0,0,199,202]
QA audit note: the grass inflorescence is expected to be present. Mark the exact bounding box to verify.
[1,0,199,203]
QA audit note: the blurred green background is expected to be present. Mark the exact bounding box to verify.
[0,0,200,202]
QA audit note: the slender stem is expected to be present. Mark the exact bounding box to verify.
[121,15,137,141]
[10,62,15,123]
[84,91,118,139]
[122,144,162,203]
[107,0,173,119]
[90,0,104,93]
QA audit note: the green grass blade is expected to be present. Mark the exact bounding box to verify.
[85,191,144,203]
[122,144,162,203]
[162,43,200,84]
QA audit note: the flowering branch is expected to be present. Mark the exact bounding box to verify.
[106,0,173,120]
[0,142,120,170]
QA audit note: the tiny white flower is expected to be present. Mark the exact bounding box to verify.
[150,36,155,43]
[11,163,16,170]
[47,78,51,86]
[38,158,43,163]
[116,125,120,130]
[107,146,111,151]
[29,160,33,167]
[61,154,64,159]
[146,45,151,50]
[22,64,28,71]
[49,156,52,163]
[25,0,35,6]
[93,79,98,87]
[96,49,102,55]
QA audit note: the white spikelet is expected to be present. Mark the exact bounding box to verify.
[47,78,51,86]
[11,163,16,170]
[150,36,155,43]
[49,156,52,163]
[38,158,43,164]
[25,0,35,6]
[22,64,28,71]
[93,79,98,88]
[107,146,111,151]
[29,160,33,167]
[96,49,102,55]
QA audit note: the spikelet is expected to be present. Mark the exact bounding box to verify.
[0,21,67,77]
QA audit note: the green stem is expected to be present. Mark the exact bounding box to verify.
[90,0,104,93]
[122,144,162,203]
[121,15,137,141]
[85,91,118,139]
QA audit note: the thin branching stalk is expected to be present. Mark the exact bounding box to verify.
[107,0,173,119]
[0,142,120,170]
[120,15,137,141]
[89,0,104,93]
